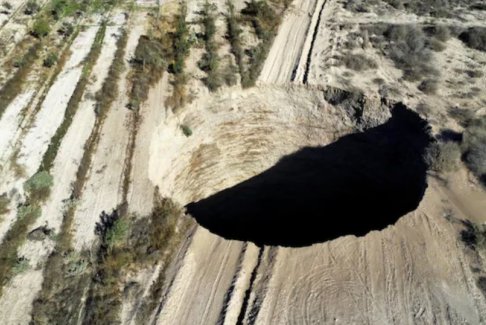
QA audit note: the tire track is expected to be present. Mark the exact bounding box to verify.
[302,0,327,84]
[236,247,263,325]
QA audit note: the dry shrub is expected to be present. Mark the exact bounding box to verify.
[24,171,53,202]
[418,79,438,94]
[462,116,486,186]
[0,193,9,215]
[424,141,460,172]
[459,27,486,52]
[343,53,377,71]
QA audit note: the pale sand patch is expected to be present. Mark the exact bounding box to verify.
[0,269,43,325]
[0,27,99,244]
[0,90,34,161]
[16,26,100,178]
[72,12,146,250]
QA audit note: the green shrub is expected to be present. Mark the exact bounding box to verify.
[32,18,51,38]
[425,141,461,173]
[2,1,12,9]
[43,52,58,68]
[50,0,81,20]
[198,0,223,92]
[0,42,41,119]
[24,171,53,202]
[12,257,30,275]
[180,124,192,137]
[105,218,128,249]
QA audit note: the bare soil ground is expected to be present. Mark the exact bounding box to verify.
[0,0,485,323]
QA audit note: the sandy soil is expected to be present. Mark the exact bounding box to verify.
[72,12,146,250]
[253,180,486,324]
[155,227,245,325]
[1,0,486,323]
[143,1,486,324]
[0,89,34,162]
[0,17,128,324]
[148,85,377,206]
[258,0,318,84]
[0,27,99,244]
[0,269,43,325]
[127,74,170,216]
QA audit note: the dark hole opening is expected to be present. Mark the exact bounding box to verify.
[186,103,432,247]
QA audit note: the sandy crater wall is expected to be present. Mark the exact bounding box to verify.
[149,85,388,206]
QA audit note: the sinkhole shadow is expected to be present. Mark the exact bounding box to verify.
[186,104,432,247]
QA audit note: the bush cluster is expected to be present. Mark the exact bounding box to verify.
[31,18,51,38]
[0,193,9,215]
[459,27,486,52]
[25,0,39,15]
[43,52,58,68]
[424,141,461,173]
[197,1,223,91]
[24,171,53,202]
[343,53,377,71]
[129,35,167,109]
[462,116,486,186]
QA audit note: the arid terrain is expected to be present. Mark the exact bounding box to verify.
[0,0,485,324]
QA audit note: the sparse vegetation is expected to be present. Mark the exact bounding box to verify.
[166,3,192,109]
[0,203,40,295]
[342,53,377,71]
[25,0,40,15]
[181,124,192,136]
[225,0,244,82]
[0,193,9,215]
[75,29,128,197]
[462,116,486,186]
[83,195,186,324]
[198,0,223,91]
[425,141,460,173]
[418,79,438,94]
[2,1,12,10]
[24,171,54,202]
[128,35,167,109]
[49,0,81,20]
[366,24,439,82]
[31,18,51,38]
[459,27,486,52]
[0,42,41,119]
[43,52,58,68]
[39,23,107,173]
[240,0,283,87]
[448,106,474,127]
